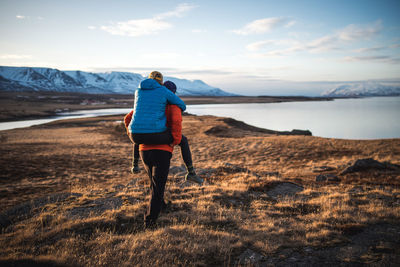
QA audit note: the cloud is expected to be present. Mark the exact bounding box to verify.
[155,3,197,19]
[101,19,171,37]
[352,46,385,53]
[88,26,97,30]
[247,20,384,57]
[100,3,196,37]
[16,15,26,19]
[0,54,32,59]
[336,20,382,41]
[246,39,299,52]
[246,40,276,52]
[232,17,288,35]
[285,20,296,28]
[344,55,400,64]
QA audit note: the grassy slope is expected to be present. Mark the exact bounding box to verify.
[0,114,399,266]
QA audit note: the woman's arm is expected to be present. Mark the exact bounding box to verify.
[164,88,186,111]
[167,105,182,146]
[124,110,134,134]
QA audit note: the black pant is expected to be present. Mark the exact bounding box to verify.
[131,130,173,145]
[140,149,172,225]
[179,135,193,168]
[133,134,192,168]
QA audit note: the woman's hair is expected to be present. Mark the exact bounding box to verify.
[148,71,163,84]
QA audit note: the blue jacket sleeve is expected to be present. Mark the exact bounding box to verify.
[164,89,186,111]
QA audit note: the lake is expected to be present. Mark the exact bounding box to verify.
[1,97,399,140]
[186,96,400,140]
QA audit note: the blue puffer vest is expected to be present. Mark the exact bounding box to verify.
[129,78,186,133]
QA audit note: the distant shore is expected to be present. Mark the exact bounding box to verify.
[0,91,333,122]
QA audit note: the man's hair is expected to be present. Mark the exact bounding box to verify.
[164,81,177,94]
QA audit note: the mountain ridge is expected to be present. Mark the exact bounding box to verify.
[0,66,235,96]
[322,81,400,97]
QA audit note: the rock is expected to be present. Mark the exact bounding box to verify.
[266,182,304,199]
[217,163,248,173]
[237,249,265,265]
[169,165,186,174]
[316,174,327,182]
[316,174,340,182]
[288,129,312,136]
[126,179,137,187]
[327,175,341,182]
[179,181,201,188]
[341,158,400,175]
[313,166,336,173]
[196,168,217,179]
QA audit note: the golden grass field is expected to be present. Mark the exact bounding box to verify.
[0,113,399,266]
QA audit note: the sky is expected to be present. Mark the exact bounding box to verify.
[0,0,399,95]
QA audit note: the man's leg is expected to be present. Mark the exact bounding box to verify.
[140,150,172,227]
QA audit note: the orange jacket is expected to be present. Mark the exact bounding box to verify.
[124,105,182,153]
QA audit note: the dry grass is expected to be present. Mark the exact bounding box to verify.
[0,114,399,266]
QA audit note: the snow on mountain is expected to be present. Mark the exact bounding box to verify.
[96,72,144,94]
[0,66,234,96]
[64,70,108,89]
[164,76,235,96]
[322,81,400,97]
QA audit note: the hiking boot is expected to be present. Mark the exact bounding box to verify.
[131,164,140,174]
[144,219,157,230]
[161,200,172,213]
[185,172,203,185]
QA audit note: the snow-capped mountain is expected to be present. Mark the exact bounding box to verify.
[322,81,400,97]
[0,66,235,96]
[164,76,233,96]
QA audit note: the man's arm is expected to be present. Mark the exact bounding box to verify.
[164,88,186,111]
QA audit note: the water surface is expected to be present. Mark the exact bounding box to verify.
[186,96,400,139]
[1,97,399,140]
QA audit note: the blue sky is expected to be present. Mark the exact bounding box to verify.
[0,0,399,95]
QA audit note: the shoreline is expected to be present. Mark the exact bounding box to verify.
[0,91,333,122]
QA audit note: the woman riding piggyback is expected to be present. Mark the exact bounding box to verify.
[129,71,186,144]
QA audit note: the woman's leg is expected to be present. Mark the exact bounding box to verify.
[140,149,172,227]
[131,143,140,173]
[179,135,204,184]
[179,135,193,171]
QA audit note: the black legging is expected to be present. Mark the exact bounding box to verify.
[140,149,172,225]
[131,130,173,145]
[132,134,192,168]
